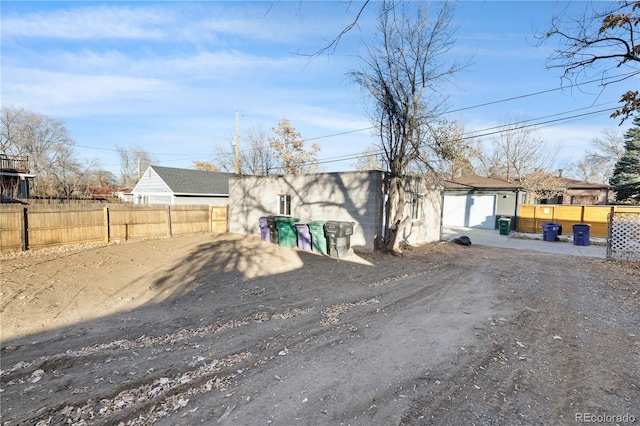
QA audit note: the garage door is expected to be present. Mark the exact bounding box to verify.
[443,194,496,229]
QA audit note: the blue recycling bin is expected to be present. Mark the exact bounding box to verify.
[542,222,561,242]
[572,223,591,246]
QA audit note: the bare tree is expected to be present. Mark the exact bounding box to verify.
[241,127,279,175]
[519,171,567,202]
[193,161,220,172]
[419,119,478,179]
[216,126,278,175]
[539,1,640,123]
[1,106,78,198]
[353,147,384,171]
[85,169,118,188]
[474,117,565,200]
[47,144,92,199]
[572,159,605,184]
[475,117,558,183]
[117,146,158,187]
[348,1,465,252]
[307,0,372,58]
[268,118,320,174]
[571,128,625,183]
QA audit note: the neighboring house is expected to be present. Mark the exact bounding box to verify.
[0,154,34,201]
[443,175,523,230]
[88,187,132,202]
[535,178,611,205]
[132,165,231,205]
[228,170,442,253]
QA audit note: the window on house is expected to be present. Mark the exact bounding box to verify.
[279,194,291,216]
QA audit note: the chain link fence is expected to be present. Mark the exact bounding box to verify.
[607,211,640,261]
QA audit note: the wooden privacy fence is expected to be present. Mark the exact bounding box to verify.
[518,204,640,238]
[0,204,228,252]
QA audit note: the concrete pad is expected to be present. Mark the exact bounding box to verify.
[441,226,607,259]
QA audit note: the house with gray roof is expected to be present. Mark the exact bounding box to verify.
[131,165,231,205]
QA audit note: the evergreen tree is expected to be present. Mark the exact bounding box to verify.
[610,116,640,203]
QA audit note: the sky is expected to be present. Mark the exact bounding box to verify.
[2,1,638,179]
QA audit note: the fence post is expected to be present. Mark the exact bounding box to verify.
[104,206,110,244]
[21,207,28,251]
[166,205,172,237]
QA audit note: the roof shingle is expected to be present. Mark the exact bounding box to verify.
[151,165,231,195]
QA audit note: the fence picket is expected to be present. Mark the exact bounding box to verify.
[0,204,228,252]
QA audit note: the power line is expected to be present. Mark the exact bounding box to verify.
[446,72,638,114]
[310,105,619,167]
[69,72,634,165]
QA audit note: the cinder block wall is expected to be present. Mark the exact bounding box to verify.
[228,171,386,252]
[398,176,443,247]
[229,170,442,252]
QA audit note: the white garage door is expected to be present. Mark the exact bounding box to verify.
[443,194,496,229]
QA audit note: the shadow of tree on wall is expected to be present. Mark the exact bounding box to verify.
[230,171,386,252]
[229,171,442,252]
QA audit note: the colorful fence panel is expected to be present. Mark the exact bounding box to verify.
[517,205,640,238]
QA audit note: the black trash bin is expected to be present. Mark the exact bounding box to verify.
[324,221,355,258]
[266,215,285,244]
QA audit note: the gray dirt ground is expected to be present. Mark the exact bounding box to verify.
[0,233,638,425]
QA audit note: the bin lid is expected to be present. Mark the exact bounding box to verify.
[308,220,326,225]
[324,220,354,226]
[275,217,300,224]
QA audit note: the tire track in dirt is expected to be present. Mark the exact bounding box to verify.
[4,237,636,425]
[397,254,640,426]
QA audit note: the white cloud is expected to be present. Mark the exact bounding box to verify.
[1,2,369,47]
[2,67,175,115]
[2,5,171,39]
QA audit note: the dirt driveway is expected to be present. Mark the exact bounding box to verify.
[1,234,638,425]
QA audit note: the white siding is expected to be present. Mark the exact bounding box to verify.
[132,168,172,204]
[443,194,496,229]
[173,196,228,206]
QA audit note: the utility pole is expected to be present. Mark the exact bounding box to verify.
[234,111,240,174]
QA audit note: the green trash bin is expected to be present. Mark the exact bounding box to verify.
[308,220,328,255]
[275,217,300,248]
[498,217,511,236]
